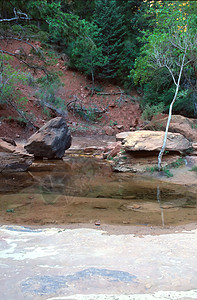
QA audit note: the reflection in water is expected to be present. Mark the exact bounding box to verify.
[0,157,196,226]
[157,186,165,227]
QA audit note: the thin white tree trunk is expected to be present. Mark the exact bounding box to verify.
[158,51,186,171]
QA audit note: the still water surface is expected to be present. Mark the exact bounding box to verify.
[0,157,196,226]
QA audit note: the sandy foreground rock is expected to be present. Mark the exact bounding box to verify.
[0,224,197,300]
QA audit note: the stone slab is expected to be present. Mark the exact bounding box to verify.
[0,225,197,299]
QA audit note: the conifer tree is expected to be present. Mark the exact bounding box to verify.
[93,0,126,80]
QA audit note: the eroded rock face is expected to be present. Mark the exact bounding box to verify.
[103,141,122,159]
[0,139,16,153]
[0,152,32,172]
[25,117,71,159]
[0,138,33,172]
[144,115,197,142]
[123,130,191,153]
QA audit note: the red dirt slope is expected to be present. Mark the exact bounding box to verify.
[0,39,143,140]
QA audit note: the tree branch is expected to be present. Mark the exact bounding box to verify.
[0,49,48,75]
[0,37,40,55]
[158,48,187,171]
[0,8,30,22]
[165,64,177,86]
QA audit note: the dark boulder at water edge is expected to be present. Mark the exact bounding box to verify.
[25,117,72,159]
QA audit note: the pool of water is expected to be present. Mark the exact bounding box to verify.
[0,157,196,226]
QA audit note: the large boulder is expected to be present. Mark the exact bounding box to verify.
[123,130,191,153]
[25,117,71,159]
[0,138,33,172]
[144,115,197,142]
[0,152,32,172]
[0,139,16,153]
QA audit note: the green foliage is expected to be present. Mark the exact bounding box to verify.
[146,165,158,173]
[168,158,185,169]
[162,167,173,178]
[141,103,165,121]
[161,158,185,178]
[93,0,127,80]
[36,72,61,85]
[109,120,118,127]
[85,84,104,94]
[5,116,28,127]
[146,158,184,177]
[0,55,28,105]
[62,0,95,21]
[26,73,36,87]
[1,0,196,122]
[146,165,173,178]
[68,21,106,82]
[42,107,51,118]
[0,0,148,88]
[27,1,87,47]
[190,166,197,173]
[35,80,67,116]
[131,1,197,116]
[76,106,103,123]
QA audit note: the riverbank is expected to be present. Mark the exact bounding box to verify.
[69,136,197,190]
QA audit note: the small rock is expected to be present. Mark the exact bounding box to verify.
[15,50,20,55]
[161,205,174,209]
[84,147,98,153]
[107,143,122,158]
[129,204,141,210]
[93,206,107,209]
[95,221,101,226]
[116,132,132,142]
[116,124,124,130]
[192,143,197,150]
[121,204,141,210]
[104,126,114,136]
[122,221,130,224]
[108,102,116,108]
[145,284,152,289]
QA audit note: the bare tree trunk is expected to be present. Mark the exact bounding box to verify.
[91,69,95,89]
[158,52,186,171]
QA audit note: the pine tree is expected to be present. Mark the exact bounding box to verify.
[68,21,106,87]
[93,0,126,80]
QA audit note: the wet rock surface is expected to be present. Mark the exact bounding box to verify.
[25,117,71,159]
[0,225,197,300]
